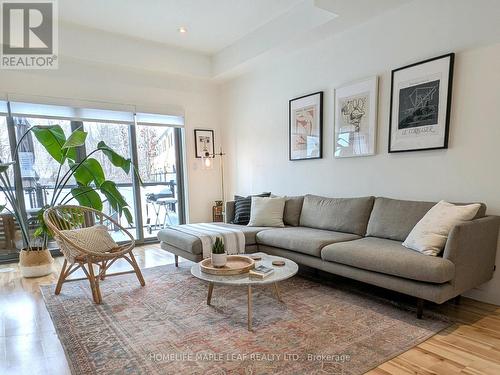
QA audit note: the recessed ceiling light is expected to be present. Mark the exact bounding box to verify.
[178,26,187,34]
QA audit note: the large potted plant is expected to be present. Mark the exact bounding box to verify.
[0,124,135,277]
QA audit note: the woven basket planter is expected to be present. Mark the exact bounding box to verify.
[19,248,54,278]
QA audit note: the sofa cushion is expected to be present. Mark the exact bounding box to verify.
[366,198,435,241]
[283,196,304,226]
[157,224,269,254]
[299,195,375,236]
[321,237,455,283]
[366,197,487,242]
[256,227,360,257]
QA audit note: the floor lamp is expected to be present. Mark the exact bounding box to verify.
[201,146,226,219]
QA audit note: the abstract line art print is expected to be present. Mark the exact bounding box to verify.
[335,77,378,158]
[289,92,323,160]
[389,53,454,152]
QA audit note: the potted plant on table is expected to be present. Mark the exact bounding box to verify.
[0,124,135,277]
[211,237,227,268]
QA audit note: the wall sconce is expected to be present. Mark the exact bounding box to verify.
[200,146,226,216]
[201,152,213,170]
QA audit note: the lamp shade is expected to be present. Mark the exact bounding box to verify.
[201,152,213,169]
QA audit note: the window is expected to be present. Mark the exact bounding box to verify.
[0,100,186,263]
[85,121,132,184]
[84,121,137,240]
[0,116,16,260]
[0,116,10,162]
[136,125,181,239]
[14,118,74,212]
[10,117,75,250]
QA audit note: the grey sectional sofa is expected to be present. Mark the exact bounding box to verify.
[158,195,500,318]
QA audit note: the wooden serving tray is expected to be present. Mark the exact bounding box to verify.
[200,255,255,275]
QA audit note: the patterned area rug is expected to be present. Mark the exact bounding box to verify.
[41,264,450,375]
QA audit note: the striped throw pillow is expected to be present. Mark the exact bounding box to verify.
[232,192,271,225]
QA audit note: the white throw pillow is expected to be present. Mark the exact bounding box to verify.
[247,196,286,227]
[403,200,480,256]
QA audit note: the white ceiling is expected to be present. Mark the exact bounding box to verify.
[58,0,412,78]
[59,0,304,54]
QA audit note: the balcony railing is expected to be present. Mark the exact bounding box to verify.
[0,178,180,259]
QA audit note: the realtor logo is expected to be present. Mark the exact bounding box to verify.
[1,0,58,69]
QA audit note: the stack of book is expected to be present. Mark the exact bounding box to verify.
[249,265,274,278]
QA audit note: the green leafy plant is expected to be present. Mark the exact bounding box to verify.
[0,124,137,250]
[211,237,225,254]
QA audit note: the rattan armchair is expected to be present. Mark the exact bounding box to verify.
[44,205,145,304]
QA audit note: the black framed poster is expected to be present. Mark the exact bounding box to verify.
[289,91,323,160]
[389,53,454,153]
[194,129,215,158]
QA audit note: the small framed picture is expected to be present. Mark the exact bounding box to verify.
[289,91,323,161]
[389,53,454,153]
[194,129,215,158]
[334,76,378,158]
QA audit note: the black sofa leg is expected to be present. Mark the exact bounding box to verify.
[174,255,179,267]
[453,295,461,305]
[416,298,424,319]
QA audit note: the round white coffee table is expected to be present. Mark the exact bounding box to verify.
[191,252,298,331]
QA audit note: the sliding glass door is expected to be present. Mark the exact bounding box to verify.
[13,117,75,250]
[136,125,183,239]
[0,116,16,261]
[0,103,186,263]
[83,121,138,240]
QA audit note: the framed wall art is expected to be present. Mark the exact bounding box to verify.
[194,129,215,158]
[389,53,454,153]
[334,76,378,158]
[289,91,323,161]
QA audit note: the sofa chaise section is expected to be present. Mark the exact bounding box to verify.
[158,223,269,265]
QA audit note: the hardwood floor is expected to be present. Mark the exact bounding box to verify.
[0,243,175,375]
[369,300,500,375]
[1,244,500,374]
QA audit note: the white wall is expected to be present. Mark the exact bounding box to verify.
[59,22,212,78]
[221,0,500,305]
[0,56,222,223]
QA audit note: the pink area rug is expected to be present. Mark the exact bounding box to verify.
[41,264,450,374]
